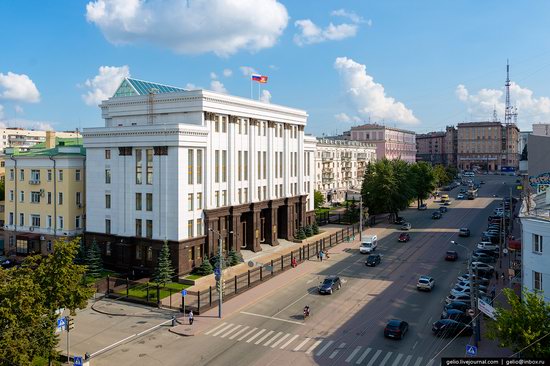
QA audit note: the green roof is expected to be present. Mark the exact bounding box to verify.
[113,78,186,98]
[30,137,83,149]
[9,138,85,157]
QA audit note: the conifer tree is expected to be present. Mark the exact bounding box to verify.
[152,241,175,286]
[86,238,103,278]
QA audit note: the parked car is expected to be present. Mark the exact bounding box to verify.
[444,200,451,206]
[471,262,494,272]
[445,293,471,305]
[453,282,488,294]
[471,253,496,263]
[432,212,442,219]
[359,235,378,254]
[458,228,470,237]
[417,275,435,291]
[441,309,472,324]
[439,206,448,213]
[401,222,412,230]
[457,193,465,200]
[456,276,490,287]
[318,276,342,294]
[432,319,473,337]
[443,301,470,315]
[474,248,499,258]
[398,233,410,242]
[365,254,381,267]
[418,203,427,210]
[384,319,409,340]
[477,242,499,251]
[445,251,458,261]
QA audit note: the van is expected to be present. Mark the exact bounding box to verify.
[360,235,378,254]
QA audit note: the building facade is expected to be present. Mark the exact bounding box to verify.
[444,126,458,167]
[83,78,316,275]
[532,123,550,137]
[520,190,550,303]
[315,139,376,203]
[415,131,446,165]
[3,132,86,256]
[456,121,520,172]
[349,124,416,163]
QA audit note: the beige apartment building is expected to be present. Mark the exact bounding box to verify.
[456,121,520,172]
[3,132,85,256]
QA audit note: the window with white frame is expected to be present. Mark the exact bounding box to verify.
[58,216,64,229]
[58,169,63,181]
[533,234,543,254]
[31,215,40,227]
[534,271,543,291]
[31,191,40,203]
[19,169,24,181]
[75,215,81,229]
[47,169,52,181]
[9,190,13,201]
[76,192,81,206]
[58,192,63,205]
[31,169,40,182]
[19,191,24,202]
[9,169,14,181]
[75,169,81,181]
[47,215,52,228]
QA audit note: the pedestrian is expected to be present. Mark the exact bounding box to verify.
[188,310,194,325]
[291,258,297,268]
[495,270,499,282]
[501,273,505,284]
[319,251,324,262]
[491,285,496,300]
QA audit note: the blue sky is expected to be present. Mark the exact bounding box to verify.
[1,0,550,135]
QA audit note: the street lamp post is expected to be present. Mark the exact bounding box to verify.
[359,194,363,243]
[209,228,230,319]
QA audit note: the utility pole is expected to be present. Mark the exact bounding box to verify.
[218,234,223,319]
[452,241,478,347]
[359,194,363,242]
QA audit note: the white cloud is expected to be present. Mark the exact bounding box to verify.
[334,57,419,124]
[334,112,362,123]
[294,19,357,46]
[185,83,197,89]
[210,72,218,80]
[0,118,54,131]
[223,69,232,77]
[14,105,24,114]
[210,80,227,93]
[81,65,130,106]
[86,0,289,57]
[260,90,271,103]
[0,72,40,103]
[0,105,4,119]
[330,9,365,24]
[456,82,550,127]
[240,66,258,77]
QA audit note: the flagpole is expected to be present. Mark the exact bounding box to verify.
[250,77,252,99]
[258,82,260,100]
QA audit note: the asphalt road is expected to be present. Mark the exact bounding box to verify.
[94,174,518,366]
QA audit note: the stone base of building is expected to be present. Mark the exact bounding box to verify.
[3,231,81,257]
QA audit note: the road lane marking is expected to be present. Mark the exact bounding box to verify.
[204,322,227,335]
[306,278,315,284]
[293,337,311,352]
[271,333,290,348]
[212,323,234,337]
[229,326,249,340]
[379,352,393,366]
[220,324,241,338]
[271,292,312,318]
[240,311,305,325]
[391,353,404,366]
[413,356,423,366]
[412,341,418,349]
[329,342,346,359]
[426,359,435,366]
[246,329,266,343]
[402,355,413,366]
[366,349,382,366]
[254,330,274,345]
[263,332,283,347]
[427,316,433,325]
[345,346,362,363]
[238,327,257,341]
[280,334,299,349]
[316,340,334,356]
[306,340,322,355]
[356,348,372,364]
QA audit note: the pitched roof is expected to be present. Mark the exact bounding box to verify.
[8,138,85,157]
[113,78,186,98]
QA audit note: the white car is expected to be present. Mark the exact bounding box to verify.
[477,242,500,251]
[401,222,412,230]
[471,262,494,271]
[359,235,378,254]
[457,193,465,200]
[417,276,435,291]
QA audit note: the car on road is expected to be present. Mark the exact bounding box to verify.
[417,276,435,291]
[458,228,470,237]
[445,293,471,305]
[359,235,378,254]
[471,262,494,272]
[441,309,472,324]
[480,180,485,184]
[318,276,342,295]
[384,319,409,340]
[365,254,381,267]
[432,319,473,337]
[443,200,451,206]
[457,193,465,200]
[418,203,427,210]
[439,206,448,213]
[443,301,470,315]
[477,242,499,251]
[440,194,450,203]
[401,222,412,230]
[398,233,410,242]
[394,217,406,225]
[445,251,458,261]
[432,211,442,219]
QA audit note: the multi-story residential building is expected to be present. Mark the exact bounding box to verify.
[527,134,550,183]
[415,131,446,165]
[532,123,550,137]
[445,125,458,167]
[456,121,520,172]
[315,139,376,203]
[349,124,416,163]
[83,77,316,275]
[3,131,86,256]
[520,189,550,303]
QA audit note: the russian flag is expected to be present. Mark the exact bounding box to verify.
[251,74,268,83]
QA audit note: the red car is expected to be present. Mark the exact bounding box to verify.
[398,233,410,242]
[445,251,458,261]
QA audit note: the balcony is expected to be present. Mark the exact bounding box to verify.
[29,179,41,185]
[322,167,333,173]
[322,154,333,161]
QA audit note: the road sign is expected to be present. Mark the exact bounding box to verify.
[503,248,509,255]
[57,317,66,330]
[181,289,187,296]
[466,344,477,356]
[467,309,475,317]
[478,298,496,320]
[214,268,221,276]
[73,356,83,366]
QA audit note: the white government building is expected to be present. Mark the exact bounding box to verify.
[83,78,316,275]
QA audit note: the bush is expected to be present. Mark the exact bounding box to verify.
[312,221,320,235]
[193,257,214,276]
[295,227,306,240]
[304,225,313,237]
[210,254,228,270]
[227,250,242,266]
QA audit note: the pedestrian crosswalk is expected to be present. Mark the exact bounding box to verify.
[204,322,437,365]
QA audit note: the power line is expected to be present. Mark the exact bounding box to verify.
[508,330,550,358]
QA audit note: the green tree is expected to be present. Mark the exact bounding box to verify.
[410,162,436,207]
[445,165,458,181]
[75,236,87,265]
[433,164,451,188]
[85,238,103,278]
[210,254,228,270]
[193,257,214,276]
[227,250,242,266]
[389,159,415,220]
[314,190,325,210]
[361,161,391,217]
[304,225,313,237]
[343,200,359,223]
[295,227,306,240]
[312,221,320,235]
[152,241,175,286]
[487,288,550,357]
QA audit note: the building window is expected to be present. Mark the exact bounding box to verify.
[188,193,194,211]
[263,186,266,200]
[188,219,194,238]
[105,219,111,234]
[146,149,153,184]
[244,120,248,135]
[136,219,142,237]
[136,193,142,211]
[263,151,267,179]
[47,241,52,252]
[47,192,52,204]
[222,190,227,206]
[238,151,242,181]
[47,169,52,181]
[31,191,40,203]
[197,218,203,236]
[534,271,543,291]
[135,148,142,184]
[58,170,63,182]
[222,117,227,133]
[533,234,543,253]
[105,194,110,209]
[47,215,52,228]
[76,192,81,206]
[31,169,40,182]
[31,215,40,227]
[19,191,24,203]
[279,152,283,178]
[147,247,153,262]
[8,212,13,226]
[105,149,111,159]
[215,191,220,207]
[136,246,142,260]
[146,193,152,211]
[215,118,219,132]
[244,188,248,203]
[188,149,194,184]
[16,239,27,255]
[9,169,14,181]
[222,150,227,182]
[105,169,111,184]
[146,220,153,238]
[238,188,242,204]
[215,150,220,183]
[106,242,111,256]
[257,187,261,201]
[75,169,81,181]
[9,190,13,201]
[197,150,203,184]
[19,169,24,181]
[58,216,64,230]
[197,192,202,209]
[75,215,81,229]
[244,151,248,180]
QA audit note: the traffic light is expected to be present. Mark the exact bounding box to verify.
[66,316,75,331]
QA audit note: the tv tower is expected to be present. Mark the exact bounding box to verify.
[504,60,518,125]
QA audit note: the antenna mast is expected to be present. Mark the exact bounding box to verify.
[504,60,517,125]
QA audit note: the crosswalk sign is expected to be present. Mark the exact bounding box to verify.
[57,317,66,330]
[466,344,477,356]
[73,356,83,366]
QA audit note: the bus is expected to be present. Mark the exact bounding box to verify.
[467,189,478,200]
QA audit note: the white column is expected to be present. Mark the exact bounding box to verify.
[249,119,257,202]
[228,117,237,205]
[267,122,275,199]
[297,127,304,195]
[283,124,290,197]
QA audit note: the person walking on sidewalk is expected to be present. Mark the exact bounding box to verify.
[491,285,496,300]
[501,272,506,284]
[495,270,499,283]
[188,310,194,325]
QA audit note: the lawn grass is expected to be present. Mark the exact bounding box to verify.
[85,270,118,285]
[116,281,191,301]
[184,274,202,280]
